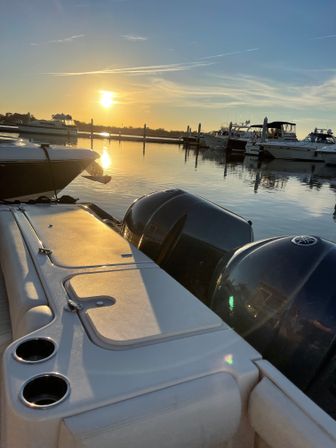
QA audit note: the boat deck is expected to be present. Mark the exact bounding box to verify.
[0,203,335,447]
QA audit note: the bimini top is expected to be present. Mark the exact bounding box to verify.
[267,121,296,128]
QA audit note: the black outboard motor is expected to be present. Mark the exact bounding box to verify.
[122,189,253,304]
[210,234,336,418]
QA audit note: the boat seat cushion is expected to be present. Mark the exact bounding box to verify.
[58,372,241,448]
[0,211,52,338]
[0,268,12,352]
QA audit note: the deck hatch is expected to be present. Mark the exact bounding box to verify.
[66,267,224,348]
[24,205,151,268]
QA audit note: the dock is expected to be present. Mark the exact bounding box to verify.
[0,125,183,145]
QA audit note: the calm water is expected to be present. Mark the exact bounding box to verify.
[61,137,336,243]
[6,134,336,242]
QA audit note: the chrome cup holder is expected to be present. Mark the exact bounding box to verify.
[14,338,56,364]
[21,373,70,409]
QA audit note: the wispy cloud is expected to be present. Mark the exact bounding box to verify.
[119,74,336,111]
[121,34,148,41]
[200,47,259,60]
[46,61,214,76]
[31,34,85,46]
[45,47,259,76]
[310,34,336,41]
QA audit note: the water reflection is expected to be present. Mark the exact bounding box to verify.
[244,157,336,193]
[19,132,77,146]
[186,145,336,194]
[100,147,112,170]
[2,132,336,241]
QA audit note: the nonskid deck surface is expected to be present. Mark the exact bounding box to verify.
[0,203,335,448]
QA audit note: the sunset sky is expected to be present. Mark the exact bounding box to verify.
[2,0,336,136]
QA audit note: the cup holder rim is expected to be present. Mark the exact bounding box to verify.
[20,372,70,409]
[13,337,57,364]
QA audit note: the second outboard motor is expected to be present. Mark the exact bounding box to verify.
[210,234,336,418]
[122,189,253,305]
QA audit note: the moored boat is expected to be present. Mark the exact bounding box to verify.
[245,118,297,156]
[262,128,335,161]
[0,139,98,199]
[227,121,253,151]
[201,129,229,149]
[18,113,77,136]
[317,143,336,165]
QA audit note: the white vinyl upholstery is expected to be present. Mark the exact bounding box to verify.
[59,373,242,448]
[0,268,11,354]
[0,212,53,338]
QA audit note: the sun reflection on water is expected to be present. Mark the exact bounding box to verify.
[100,147,111,170]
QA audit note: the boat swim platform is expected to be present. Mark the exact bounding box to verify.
[0,203,335,447]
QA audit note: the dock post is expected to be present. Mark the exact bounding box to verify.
[197,122,202,146]
[90,118,94,149]
[143,124,147,156]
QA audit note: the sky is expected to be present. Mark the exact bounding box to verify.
[1,0,336,136]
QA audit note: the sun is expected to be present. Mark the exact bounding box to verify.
[99,90,115,109]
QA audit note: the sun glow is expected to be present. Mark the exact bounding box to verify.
[101,147,111,170]
[99,90,115,108]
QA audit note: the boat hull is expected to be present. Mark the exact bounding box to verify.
[0,144,98,199]
[264,144,325,161]
[202,134,229,149]
[227,137,248,152]
[18,124,77,136]
[0,159,93,199]
[318,151,336,165]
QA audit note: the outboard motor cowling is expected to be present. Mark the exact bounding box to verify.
[210,234,336,417]
[122,189,253,304]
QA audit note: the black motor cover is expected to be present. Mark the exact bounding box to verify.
[122,189,253,304]
[210,235,336,417]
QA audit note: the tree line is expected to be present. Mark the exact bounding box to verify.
[0,112,186,137]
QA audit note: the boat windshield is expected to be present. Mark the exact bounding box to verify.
[282,123,296,134]
[305,132,335,144]
[52,114,75,127]
[266,122,297,139]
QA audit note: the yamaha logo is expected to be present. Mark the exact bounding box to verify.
[291,235,318,246]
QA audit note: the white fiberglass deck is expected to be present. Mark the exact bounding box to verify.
[0,203,335,448]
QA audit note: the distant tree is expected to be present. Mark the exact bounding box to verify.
[0,112,35,124]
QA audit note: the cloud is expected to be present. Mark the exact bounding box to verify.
[31,34,85,46]
[46,61,214,76]
[310,34,336,41]
[121,34,148,41]
[46,46,259,76]
[200,47,259,60]
[119,74,336,111]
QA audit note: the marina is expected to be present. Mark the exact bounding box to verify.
[1,135,336,445]
[3,0,336,444]
[51,135,336,243]
[1,130,336,447]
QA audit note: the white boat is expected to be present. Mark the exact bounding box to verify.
[262,128,335,161]
[202,129,229,149]
[245,118,297,156]
[1,188,336,447]
[0,139,98,199]
[18,113,78,136]
[316,143,336,165]
[227,121,254,152]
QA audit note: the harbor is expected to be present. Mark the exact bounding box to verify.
[3,0,336,444]
[1,130,336,447]
[0,124,183,144]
